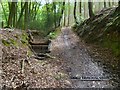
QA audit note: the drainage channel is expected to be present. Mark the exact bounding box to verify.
[27,30,51,60]
[29,42,51,60]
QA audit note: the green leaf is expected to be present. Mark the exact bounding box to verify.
[2,39,11,46]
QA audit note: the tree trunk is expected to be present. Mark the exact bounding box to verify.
[118,1,120,8]
[32,3,39,20]
[74,0,78,24]
[31,3,35,20]
[8,2,17,27]
[79,1,82,14]
[112,0,115,6]
[24,2,28,30]
[64,12,66,26]
[67,0,70,26]
[8,2,12,27]
[58,1,65,27]
[108,0,111,7]
[15,2,17,28]
[16,2,26,28]
[13,2,17,27]
[53,2,57,28]
[46,2,50,27]
[88,0,94,18]
[104,0,106,8]
[84,2,86,19]
[117,1,120,11]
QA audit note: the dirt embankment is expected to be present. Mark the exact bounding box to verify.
[73,7,120,84]
[0,28,71,89]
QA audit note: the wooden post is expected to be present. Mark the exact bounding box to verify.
[2,21,4,28]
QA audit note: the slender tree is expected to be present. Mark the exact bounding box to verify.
[63,11,66,26]
[46,1,50,27]
[53,2,57,28]
[88,0,94,18]
[104,0,107,8]
[24,2,28,29]
[108,0,111,7]
[79,1,82,14]
[13,2,17,27]
[58,1,65,26]
[112,0,115,6]
[15,2,17,28]
[67,0,70,26]
[16,2,26,28]
[118,0,120,8]
[74,0,78,24]
[7,2,17,27]
[33,3,40,20]
[84,2,86,19]
[7,2,13,27]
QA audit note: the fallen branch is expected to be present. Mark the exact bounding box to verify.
[45,53,56,59]
[21,59,25,74]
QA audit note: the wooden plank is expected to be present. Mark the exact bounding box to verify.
[29,40,50,45]
[70,76,110,81]
[31,45,48,47]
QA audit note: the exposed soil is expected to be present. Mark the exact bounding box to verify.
[0,29,71,89]
[0,27,119,89]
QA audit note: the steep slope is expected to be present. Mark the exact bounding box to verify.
[0,29,71,89]
[73,7,120,86]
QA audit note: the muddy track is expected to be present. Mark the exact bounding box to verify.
[50,27,118,88]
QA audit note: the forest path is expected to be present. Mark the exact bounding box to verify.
[50,27,116,88]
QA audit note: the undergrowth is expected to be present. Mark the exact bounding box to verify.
[47,27,61,39]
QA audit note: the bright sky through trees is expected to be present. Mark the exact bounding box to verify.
[0,0,119,2]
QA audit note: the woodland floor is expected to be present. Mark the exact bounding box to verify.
[0,27,119,89]
[50,27,119,88]
[0,29,71,88]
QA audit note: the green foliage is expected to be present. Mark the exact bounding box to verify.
[2,38,17,47]
[28,3,63,36]
[21,33,29,45]
[0,2,9,25]
[102,38,120,57]
[27,50,33,57]
[28,20,42,30]
[77,15,85,24]
[9,38,18,46]
[1,2,60,31]
[2,39,11,46]
[48,32,56,39]
[47,28,61,39]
